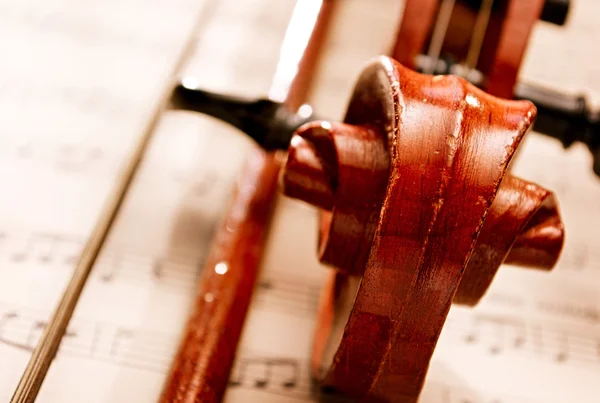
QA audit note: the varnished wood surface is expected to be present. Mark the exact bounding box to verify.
[283,57,564,402]
[284,130,565,307]
[390,0,438,69]
[158,151,280,403]
[163,1,570,401]
[456,174,564,305]
[391,0,547,99]
[159,1,337,402]
[486,0,546,98]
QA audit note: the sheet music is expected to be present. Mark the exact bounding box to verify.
[0,0,288,400]
[0,0,599,402]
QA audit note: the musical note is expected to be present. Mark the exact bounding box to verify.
[8,232,82,265]
[258,280,273,290]
[512,321,527,350]
[96,252,122,283]
[462,317,480,345]
[89,323,102,356]
[554,333,569,363]
[110,328,134,357]
[252,273,321,318]
[486,319,505,356]
[0,302,593,403]
[229,357,299,390]
[26,320,47,349]
[0,311,18,336]
[55,144,106,172]
[536,300,600,325]
[446,311,573,366]
[0,227,204,293]
[151,257,165,280]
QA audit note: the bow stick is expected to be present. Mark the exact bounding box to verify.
[159,1,336,402]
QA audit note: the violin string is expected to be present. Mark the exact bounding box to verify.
[9,2,221,402]
[461,0,494,78]
[423,0,456,74]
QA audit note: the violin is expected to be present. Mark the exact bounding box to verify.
[161,1,572,402]
[10,1,590,402]
[391,0,599,176]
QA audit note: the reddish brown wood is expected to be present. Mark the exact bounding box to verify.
[486,0,545,98]
[390,0,439,69]
[391,0,545,98]
[285,0,336,111]
[159,2,336,402]
[282,57,565,403]
[159,151,280,403]
[283,133,565,306]
[284,121,389,276]
[455,174,564,305]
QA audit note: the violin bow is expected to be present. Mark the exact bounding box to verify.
[159,1,337,402]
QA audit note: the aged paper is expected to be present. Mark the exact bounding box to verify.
[0,0,599,402]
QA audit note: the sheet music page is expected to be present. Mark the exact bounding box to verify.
[1,0,599,402]
[0,0,290,400]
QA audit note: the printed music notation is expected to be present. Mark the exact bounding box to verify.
[0,135,225,193]
[442,311,600,369]
[2,224,598,372]
[0,300,551,403]
[0,137,120,175]
[2,225,599,377]
[0,302,175,374]
[227,353,544,403]
[6,228,597,333]
[2,292,600,378]
[0,229,207,293]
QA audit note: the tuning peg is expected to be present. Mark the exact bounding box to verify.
[170,79,315,150]
[514,82,600,176]
[541,0,570,26]
[171,74,600,178]
[464,0,570,26]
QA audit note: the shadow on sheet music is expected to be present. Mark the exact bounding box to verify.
[149,109,254,271]
[310,363,480,403]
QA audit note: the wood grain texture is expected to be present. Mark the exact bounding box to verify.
[456,174,564,305]
[391,0,546,98]
[283,57,565,402]
[486,0,545,98]
[390,0,438,69]
[159,2,336,402]
[159,151,280,403]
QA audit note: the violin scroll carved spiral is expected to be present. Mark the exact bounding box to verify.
[281,56,565,403]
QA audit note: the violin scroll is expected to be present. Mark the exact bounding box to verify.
[282,56,565,402]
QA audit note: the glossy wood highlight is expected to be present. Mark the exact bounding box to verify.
[159,1,337,402]
[283,57,565,403]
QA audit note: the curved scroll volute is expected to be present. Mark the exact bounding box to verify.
[281,56,565,402]
[455,175,565,305]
